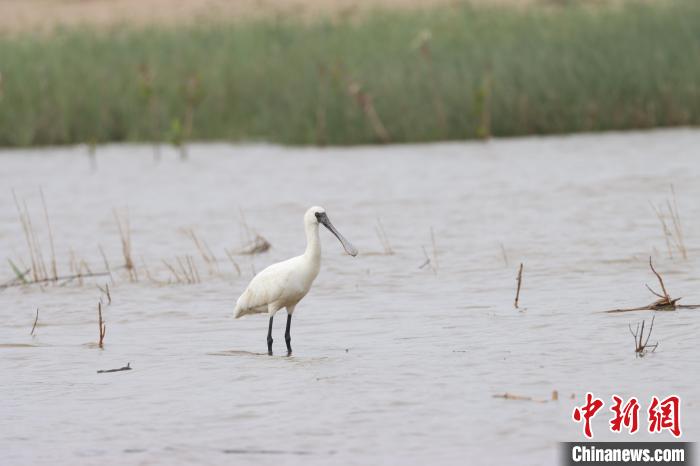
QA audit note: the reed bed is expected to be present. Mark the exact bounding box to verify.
[0,1,698,147]
[2,194,267,290]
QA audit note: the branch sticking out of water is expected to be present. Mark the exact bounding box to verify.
[514,263,524,309]
[98,301,106,348]
[30,308,39,336]
[601,257,700,313]
[629,315,658,357]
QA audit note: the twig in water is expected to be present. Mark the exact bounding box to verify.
[30,308,39,336]
[601,257,698,313]
[97,362,131,374]
[113,209,137,281]
[98,302,106,348]
[514,263,524,309]
[629,315,658,357]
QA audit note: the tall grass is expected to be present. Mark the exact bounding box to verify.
[0,0,698,147]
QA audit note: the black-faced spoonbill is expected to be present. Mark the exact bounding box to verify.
[234,206,358,355]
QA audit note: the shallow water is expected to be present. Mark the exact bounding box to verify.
[2,129,699,465]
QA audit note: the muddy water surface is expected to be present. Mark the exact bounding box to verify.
[2,129,700,465]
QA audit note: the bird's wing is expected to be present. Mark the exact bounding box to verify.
[234,260,294,318]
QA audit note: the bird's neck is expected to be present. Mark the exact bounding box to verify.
[304,222,321,261]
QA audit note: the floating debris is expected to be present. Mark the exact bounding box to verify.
[97,362,131,374]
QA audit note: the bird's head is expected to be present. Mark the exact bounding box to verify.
[305,206,358,257]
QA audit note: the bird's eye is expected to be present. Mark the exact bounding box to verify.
[314,212,322,221]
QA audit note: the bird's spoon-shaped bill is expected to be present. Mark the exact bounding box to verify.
[318,213,358,257]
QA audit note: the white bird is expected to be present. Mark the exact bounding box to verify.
[234,206,358,355]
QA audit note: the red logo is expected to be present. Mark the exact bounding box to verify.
[572,393,682,438]
[572,392,604,439]
[609,395,640,434]
[648,395,681,438]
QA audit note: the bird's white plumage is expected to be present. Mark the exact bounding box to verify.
[234,206,355,319]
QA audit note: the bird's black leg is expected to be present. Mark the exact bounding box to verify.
[267,316,274,355]
[285,313,293,356]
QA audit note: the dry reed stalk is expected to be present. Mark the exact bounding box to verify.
[235,211,271,255]
[139,257,164,285]
[499,243,509,267]
[224,249,242,276]
[651,202,674,259]
[668,185,687,259]
[98,301,106,348]
[162,259,183,283]
[30,308,39,336]
[13,192,42,282]
[113,209,137,281]
[98,244,114,285]
[629,315,658,357]
[374,218,394,255]
[347,81,391,143]
[25,199,49,281]
[68,250,84,286]
[514,263,523,309]
[187,255,201,283]
[184,228,219,273]
[97,283,111,305]
[652,186,687,260]
[39,188,58,281]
